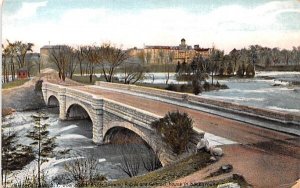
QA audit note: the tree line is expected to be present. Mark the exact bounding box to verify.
[47,43,146,84]
[3,40,300,85]
[178,45,300,77]
[2,40,37,83]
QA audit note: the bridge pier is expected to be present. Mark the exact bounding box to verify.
[58,88,67,120]
[91,98,104,144]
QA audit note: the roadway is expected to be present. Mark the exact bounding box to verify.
[70,85,300,187]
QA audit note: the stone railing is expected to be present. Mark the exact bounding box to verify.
[43,82,61,93]
[95,81,300,125]
[104,98,161,129]
[43,82,160,130]
[96,81,185,100]
[65,87,97,104]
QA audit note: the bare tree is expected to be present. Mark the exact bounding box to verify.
[67,48,78,79]
[118,145,140,177]
[281,49,291,65]
[3,40,17,81]
[2,44,9,83]
[209,49,224,84]
[101,43,129,82]
[64,155,106,187]
[123,62,146,84]
[48,45,77,81]
[14,41,34,69]
[229,48,240,74]
[292,46,300,65]
[271,47,280,65]
[165,51,174,84]
[122,49,147,84]
[75,46,86,76]
[140,148,162,172]
[84,45,102,83]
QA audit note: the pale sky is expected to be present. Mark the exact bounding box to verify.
[2,0,300,53]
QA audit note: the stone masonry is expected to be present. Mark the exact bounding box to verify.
[42,82,204,165]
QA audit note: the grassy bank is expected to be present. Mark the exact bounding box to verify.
[72,75,121,85]
[2,79,30,89]
[94,151,212,187]
[136,82,228,95]
[256,65,300,71]
[71,75,102,85]
[86,150,249,187]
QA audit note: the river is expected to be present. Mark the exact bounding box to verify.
[201,71,300,113]
[114,71,300,113]
[2,108,151,187]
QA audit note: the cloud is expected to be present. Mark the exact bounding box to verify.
[6,1,47,21]
[2,0,300,53]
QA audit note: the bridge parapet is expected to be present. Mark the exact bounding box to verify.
[95,81,300,126]
[104,98,160,129]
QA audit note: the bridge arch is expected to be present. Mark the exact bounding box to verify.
[66,102,93,122]
[47,95,59,107]
[104,126,149,145]
[104,122,150,145]
[103,121,161,157]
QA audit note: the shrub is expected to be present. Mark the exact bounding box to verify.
[151,111,194,155]
[166,84,178,92]
[64,156,107,187]
[192,84,201,95]
[203,82,210,91]
[192,79,202,95]
[12,171,50,188]
[220,84,229,89]
[34,80,43,92]
[179,84,188,92]
[216,81,221,88]
[246,64,255,77]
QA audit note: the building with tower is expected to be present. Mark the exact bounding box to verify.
[129,38,213,64]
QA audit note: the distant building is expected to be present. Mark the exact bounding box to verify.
[40,45,54,67]
[40,45,68,67]
[128,38,213,64]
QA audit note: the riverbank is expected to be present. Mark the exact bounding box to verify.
[97,150,249,187]
[2,69,83,115]
[2,84,46,112]
[256,65,300,72]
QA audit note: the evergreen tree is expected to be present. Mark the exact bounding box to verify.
[2,129,17,187]
[2,128,34,188]
[26,112,57,188]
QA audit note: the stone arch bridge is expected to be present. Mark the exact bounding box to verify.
[42,82,204,165]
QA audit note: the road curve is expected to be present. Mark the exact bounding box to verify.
[71,85,300,187]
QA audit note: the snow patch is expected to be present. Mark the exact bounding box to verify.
[59,125,78,132]
[57,134,89,140]
[267,106,300,113]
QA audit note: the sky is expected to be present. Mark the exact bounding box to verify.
[2,0,300,53]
